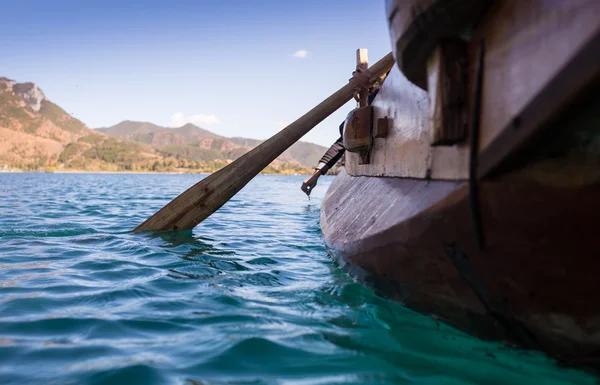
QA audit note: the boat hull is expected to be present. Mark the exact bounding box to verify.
[321,169,600,369]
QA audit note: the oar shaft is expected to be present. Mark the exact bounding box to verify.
[134,52,395,232]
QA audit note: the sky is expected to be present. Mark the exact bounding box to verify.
[0,0,392,146]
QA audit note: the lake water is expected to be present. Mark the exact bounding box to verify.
[0,173,594,385]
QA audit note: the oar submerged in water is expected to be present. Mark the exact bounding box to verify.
[134,52,394,233]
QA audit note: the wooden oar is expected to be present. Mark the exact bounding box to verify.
[134,52,395,232]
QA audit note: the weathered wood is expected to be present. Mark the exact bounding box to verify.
[322,168,600,370]
[346,66,470,180]
[351,0,600,180]
[427,38,468,146]
[477,18,600,177]
[386,0,492,90]
[356,48,369,107]
[325,66,600,370]
[469,0,600,165]
[134,53,395,232]
[325,0,600,375]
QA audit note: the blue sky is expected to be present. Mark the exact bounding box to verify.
[0,0,391,146]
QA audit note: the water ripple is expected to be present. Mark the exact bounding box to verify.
[0,173,594,385]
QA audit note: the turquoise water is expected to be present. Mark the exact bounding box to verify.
[0,173,594,385]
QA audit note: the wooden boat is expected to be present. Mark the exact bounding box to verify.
[321,0,600,372]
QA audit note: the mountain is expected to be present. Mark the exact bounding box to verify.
[96,121,221,145]
[0,77,326,174]
[0,77,164,172]
[97,121,329,169]
[230,137,329,168]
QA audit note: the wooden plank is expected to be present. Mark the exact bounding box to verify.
[472,0,600,155]
[356,48,369,107]
[477,20,600,177]
[427,39,468,146]
[466,0,600,176]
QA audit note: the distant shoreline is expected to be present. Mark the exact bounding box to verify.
[0,169,320,176]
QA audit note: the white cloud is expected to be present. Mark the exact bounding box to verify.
[292,50,309,58]
[169,112,220,127]
[276,121,289,130]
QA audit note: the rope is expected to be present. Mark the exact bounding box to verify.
[349,68,373,106]
[349,68,373,92]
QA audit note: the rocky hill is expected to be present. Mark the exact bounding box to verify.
[230,137,329,168]
[0,77,327,174]
[97,121,221,145]
[0,77,169,172]
[97,121,328,169]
